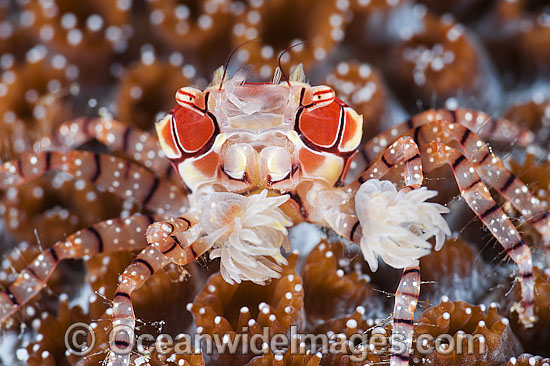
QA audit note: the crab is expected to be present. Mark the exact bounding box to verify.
[0,64,548,366]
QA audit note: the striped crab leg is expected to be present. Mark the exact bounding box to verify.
[0,215,163,325]
[324,136,424,366]
[362,108,533,162]
[108,216,212,366]
[413,121,550,265]
[39,117,180,186]
[391,266,421,366]
[0,150,187,214]
[425,141,535,326]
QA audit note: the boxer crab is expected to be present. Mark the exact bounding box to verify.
[0,65,548,366]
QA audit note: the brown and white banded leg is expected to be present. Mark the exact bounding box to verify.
[321,137,425,366]
[391,266,421,366]
[108,216,212,366]
[425,141,535,326]
[0,150,187,214]
[40,117,179,185]
[404,120,550,265]
[426,121,550,264]
[0,214,163,325]
[362,108,533,163]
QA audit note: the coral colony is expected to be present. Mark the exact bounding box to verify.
[0,1,550,366]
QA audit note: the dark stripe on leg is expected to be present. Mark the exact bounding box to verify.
[393,318,414,325]
[381,155,393,168]
[122,126,132,152]
[480,203,499,219]
[114,291,131,300]
[506,239,526,254]
[349,221,360,241]
[87,226,104,253]
[460,129,471,145]
[477,151,491,165]
[402,268,420,276]
[133,258,154,275]
[531,211,549,224]
[406,153,421,163]
[452,155,466,169]
[45,151,52,171]
[143,177,160,206]
[465,178,482,190]
[48,247,59,262]
[500,173,516,193]
[162,241,178,255]
[5,289,18,305]
[91,153,101,182]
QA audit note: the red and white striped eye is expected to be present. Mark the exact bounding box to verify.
[156,89,218,159]
[175,87,201,108]
[310,86,335,108]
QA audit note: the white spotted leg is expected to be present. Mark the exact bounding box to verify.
[0,150,187,215]
[0,215,162,325]
[322,136,424,366]
[40,117,180,186]
[108,215,213,366]
[424,141,535,326]
[391,266,421,366]
[413,121,550,266]
[361,108,533,163]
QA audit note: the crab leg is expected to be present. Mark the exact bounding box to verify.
[325,137,425,366]
[0,214,162,325]
[41,117,179,185]
[108,216,211,366]
[425,141,535,326]
[362,108,533,162]
[0,150,187,214]
[391,266,421,366]
[413,121,550,264]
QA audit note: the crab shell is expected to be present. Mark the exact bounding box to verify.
[155,75,363,193]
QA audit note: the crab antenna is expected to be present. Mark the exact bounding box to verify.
[219,39,258,91]
[277,41,305,87]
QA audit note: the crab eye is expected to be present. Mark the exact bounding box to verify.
[311,86,335,108]
[175,87,200,107]
[156,89,218,159]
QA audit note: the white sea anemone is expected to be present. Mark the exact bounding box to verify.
[355,179,451,271]
[197,190,292,285]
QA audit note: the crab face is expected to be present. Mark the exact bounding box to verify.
[155,72,363,192]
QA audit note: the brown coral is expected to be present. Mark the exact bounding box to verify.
[190,254,304,365]
[390,12,486,111]
[231,0,347,79]
[23,0,131,77]
[487,0,550,80]
[507,354,550,366]
[116,59,194,131]
[413,300,523,365]
[1,174,123,248]
[323,61,388,141]
[145,0,235,74]
[301,239,382,328]
[505,99,550,144]
[0,56,75,157]
[419,237,486,305]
